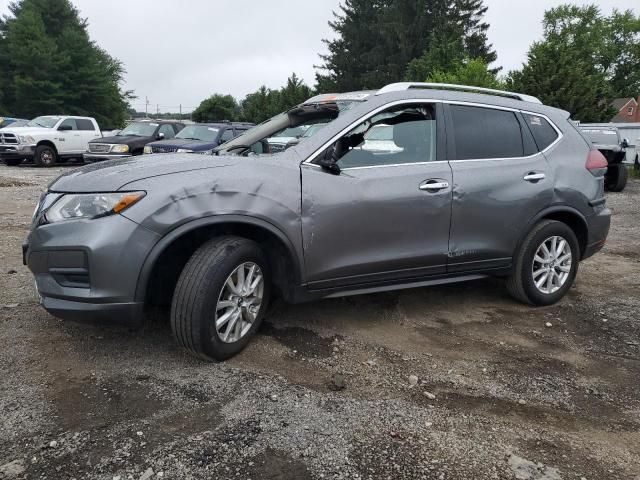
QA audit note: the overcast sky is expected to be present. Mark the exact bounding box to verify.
[0,0,637,113]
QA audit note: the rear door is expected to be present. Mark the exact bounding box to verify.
[445,103,556,272]
[75,118,101,150]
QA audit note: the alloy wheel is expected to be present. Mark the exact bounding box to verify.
[532,236,572,294]
[214,262,264,343]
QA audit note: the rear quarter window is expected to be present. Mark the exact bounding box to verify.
[523,113,559,151]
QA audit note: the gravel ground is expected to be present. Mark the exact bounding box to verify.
[1,165,639,480]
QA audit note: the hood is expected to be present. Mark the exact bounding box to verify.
[146,138,217,151]
[1,126,53,136]
[49,153,239,192]
[91,134,154,150]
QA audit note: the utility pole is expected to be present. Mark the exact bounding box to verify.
[145,96,149,117]
[179,104,182,118]
[156,104,159,116]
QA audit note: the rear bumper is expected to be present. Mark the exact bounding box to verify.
[583,207,611,260]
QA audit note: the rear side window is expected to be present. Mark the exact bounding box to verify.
[523,113,559,151]
[450,105,523,160]
[75,119,94,131]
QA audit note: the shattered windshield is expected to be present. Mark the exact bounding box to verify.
[217,97,365,156]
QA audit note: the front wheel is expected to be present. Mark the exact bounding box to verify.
[170,236,270,361]
[34,145,57,167]
[507,220,580,306]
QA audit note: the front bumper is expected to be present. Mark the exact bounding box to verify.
[25,213,160,326]
[0,144,35,160]
[83,153,132,162]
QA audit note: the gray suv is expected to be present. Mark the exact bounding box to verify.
[24,83,611,361]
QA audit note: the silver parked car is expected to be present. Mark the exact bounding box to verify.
[24,83,611,361]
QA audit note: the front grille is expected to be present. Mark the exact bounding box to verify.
[151,146,178,154]
[88,143,111,153]
[0,133,18,145]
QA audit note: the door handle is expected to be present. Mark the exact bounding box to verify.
[523,172,546,182]
[419,180,450,192]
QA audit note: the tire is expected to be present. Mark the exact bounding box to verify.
[34,145,57,167]
[605,163,628,192]
[170,236,270,361]
[4,158,23,166]
[506,220,580,306]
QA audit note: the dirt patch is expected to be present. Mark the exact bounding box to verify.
[1,166,640,478]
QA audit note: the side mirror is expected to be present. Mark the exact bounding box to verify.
[621,138,629,148]
[157,132,165,140]
[316,145,341,174]
[58,124,72,131]
[218,138,226,145]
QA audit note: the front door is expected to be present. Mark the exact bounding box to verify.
[301,102,453,290]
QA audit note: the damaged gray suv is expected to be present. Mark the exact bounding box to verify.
[25,83,611,361]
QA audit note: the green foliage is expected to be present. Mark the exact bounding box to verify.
[427,58,502,89]
[507,4,640,122]
[241,74,312,124]
[0,0,129,128]
[191,94,239,123]
[316,0,496,92]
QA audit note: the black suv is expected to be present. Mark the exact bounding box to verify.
[84,120,184,162]
[579,126,629,192]
[143,122,254,155]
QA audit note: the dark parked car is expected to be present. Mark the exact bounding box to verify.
[84,120,184,162]
[0,117,29,129]
[579,126,629,192]
[143,122,254,154]
[25,82,611,361]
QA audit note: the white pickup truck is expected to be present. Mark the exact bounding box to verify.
[0,115,101,167]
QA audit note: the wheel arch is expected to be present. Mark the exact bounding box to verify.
[36,140,58,153]
[135,215,303,307]
[518,206,589,259]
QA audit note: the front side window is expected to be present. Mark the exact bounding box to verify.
[524,113,560,151]
[451,105,524,160]
[326,104,437,169]
[220,128,235,143]
[158,124,176,139]
[58,118,78,130]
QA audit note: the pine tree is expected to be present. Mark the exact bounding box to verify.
[0,0,129,127]
[316,0,496,92]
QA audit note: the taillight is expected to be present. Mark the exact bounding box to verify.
[585,150,608,176]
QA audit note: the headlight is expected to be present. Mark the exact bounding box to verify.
[111,144,129,153]
[143,145,152,154]
[45,192,145,223]
[177,148,193,153]
[19,135,36,144]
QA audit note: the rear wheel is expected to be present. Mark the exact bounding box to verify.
[34,145,57,167]
[605,163,628,192]
[507,220,580,306]
[170,236,270,361]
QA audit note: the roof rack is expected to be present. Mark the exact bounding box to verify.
[376,82,542,104]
